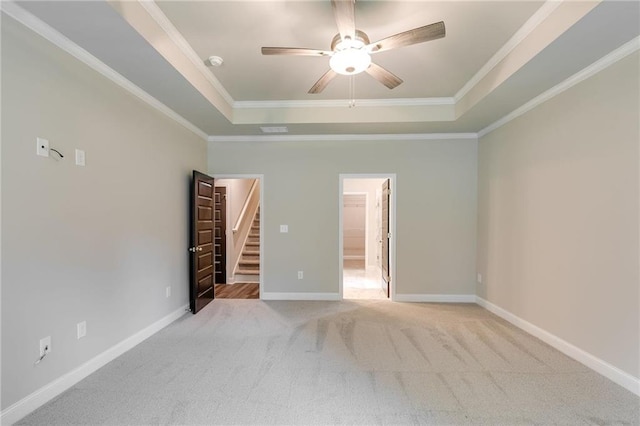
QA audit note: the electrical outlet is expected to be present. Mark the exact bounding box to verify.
[36,138,49,157]
[77,321,87,339]
[280,225,288,233]
[477,273,483,284]
[39,336,51,357]
[166,286,171,298]
[298,271,304,279]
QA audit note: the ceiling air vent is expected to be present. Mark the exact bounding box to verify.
[260,126,289,134]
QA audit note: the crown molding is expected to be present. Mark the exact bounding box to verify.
[0,1,209,141]
[138,1,235,107]
[478,36,640,138]
[454,0,562,103]
[208,133,478,143]
[234,97,455,109]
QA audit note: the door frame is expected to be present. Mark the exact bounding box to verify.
[339,174,397,301]
[211,174,264,299]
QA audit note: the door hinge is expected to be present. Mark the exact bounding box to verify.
[387,232,391,239]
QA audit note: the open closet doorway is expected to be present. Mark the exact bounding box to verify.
[340,175,396,300]
[212,175,263,299]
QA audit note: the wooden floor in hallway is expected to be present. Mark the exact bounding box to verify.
[214,283,259,299]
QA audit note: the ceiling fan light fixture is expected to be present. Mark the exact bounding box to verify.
[330,48,371,75]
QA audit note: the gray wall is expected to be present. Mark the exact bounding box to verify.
[1,16,207,409]
[477,52,639,377]
[208,138,478,296]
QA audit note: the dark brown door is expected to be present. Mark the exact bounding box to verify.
[190,171,215,313]
[382,179,390,298]
[214,186,227,284]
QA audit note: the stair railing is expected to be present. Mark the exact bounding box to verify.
[230,179,260,281]
[233,179,258,234]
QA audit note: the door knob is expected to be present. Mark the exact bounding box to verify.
[198,247,203,252]
[189,247,197,252]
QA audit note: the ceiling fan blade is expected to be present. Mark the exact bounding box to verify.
[308,69,338,94]
[365,63,403,89]
[368,21,445,53]
[261,47,332,56]
[332,0,356,41]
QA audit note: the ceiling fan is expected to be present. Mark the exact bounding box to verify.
[261,0,445,94]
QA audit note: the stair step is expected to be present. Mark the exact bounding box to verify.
[236,269,260,275]
[246,241,259,246]
[239,259,260,265]
[238,265,259,272]
[243,250,260,256]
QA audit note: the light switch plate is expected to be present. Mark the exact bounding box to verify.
[280,225,288,233]
[37,138,49,157]
[39,336,51,357]
[77,321,86,339]
[75,149,85,166]
[477,273,483,284]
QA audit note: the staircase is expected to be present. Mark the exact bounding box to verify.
[236,208,260,283]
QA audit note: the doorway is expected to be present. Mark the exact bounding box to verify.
[212,175,263,299]
[340,175,396,300]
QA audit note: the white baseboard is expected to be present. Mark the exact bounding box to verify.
[394,294,476,303]
[1,305,189,425]
[476,297,640,397]
[261,292,341,301]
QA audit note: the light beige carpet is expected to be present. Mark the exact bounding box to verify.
[18,300,640,425]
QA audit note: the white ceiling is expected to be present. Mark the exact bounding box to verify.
[8,0,640,138]
[156,1,542,100]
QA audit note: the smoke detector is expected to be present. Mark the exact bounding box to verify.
[206,56,223,67]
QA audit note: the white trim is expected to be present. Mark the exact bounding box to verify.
[0,305,189,425]
[454,0,562,102]
[476,297,640,397]
[260,292,341,301]
[478,36,640,138]
[0,2,208,142]
[138,1,235,107]
[209,133,478,143]
[395,294,476,303]
[234,97,455,109]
